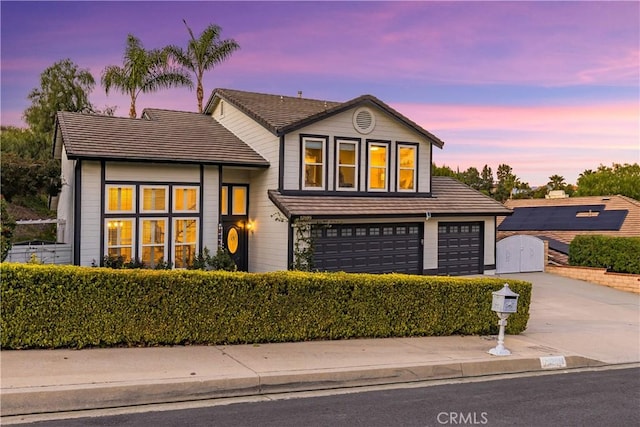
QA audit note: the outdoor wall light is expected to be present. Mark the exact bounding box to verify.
[488,283,520,356]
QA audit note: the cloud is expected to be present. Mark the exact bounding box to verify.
[392,101,640,185]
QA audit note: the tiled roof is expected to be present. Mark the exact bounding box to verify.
[206,88,445,147]
[54,110,269,167]
[268,177,511,219]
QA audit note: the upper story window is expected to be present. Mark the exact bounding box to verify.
[140,186,168,213]
[303,137,325,189]
[173,186,199,212]
[337,140,358,190]
[397,145,417,192]
[106,185,135,213]
[368,142,388,191]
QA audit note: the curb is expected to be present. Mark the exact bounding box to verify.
[1,355,604,417]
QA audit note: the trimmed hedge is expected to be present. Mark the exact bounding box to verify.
[569,235,640,274]
[1,263,531,349]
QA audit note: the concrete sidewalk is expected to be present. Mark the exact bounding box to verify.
[1,272,639,417]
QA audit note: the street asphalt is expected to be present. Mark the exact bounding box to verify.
[1,272,638,418]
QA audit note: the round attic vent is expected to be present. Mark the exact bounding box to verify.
[353,107,375,134]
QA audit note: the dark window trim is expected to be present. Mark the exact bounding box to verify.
[396,142,419,193]
[220,183,250,218]
[334,136,361,192]
[100,180,202,267]
[278,135,285,191]
[366,139,391,192]
[299,134,329,191]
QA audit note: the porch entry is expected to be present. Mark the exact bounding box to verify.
[220,184,249,271]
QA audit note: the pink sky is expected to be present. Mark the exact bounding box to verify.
[1,1,638,186]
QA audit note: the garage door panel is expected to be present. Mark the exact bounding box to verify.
[313,223,422,274]
[437,222,483,276]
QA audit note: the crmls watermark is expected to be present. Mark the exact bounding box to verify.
[437,412,489,425]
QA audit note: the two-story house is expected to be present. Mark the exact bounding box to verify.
[53,88,511,276]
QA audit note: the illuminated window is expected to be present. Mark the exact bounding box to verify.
[337,140,358,190]
[303,138,325,189]
[173,186,199,212]
[221,186,228,215]
[140,219,167,268]
[106,219,134,261]
[106,185,135,213]
[174,219,198,268]
[232,186,247,215]
[368,143,388,191]
[398,145,417,191]
[140,186,168,212]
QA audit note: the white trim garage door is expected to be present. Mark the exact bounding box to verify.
[437,222,483,276]
[313,223,423,274]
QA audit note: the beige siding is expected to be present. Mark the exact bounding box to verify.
[248,168,289,272]
[222,167,251,184]
[213,102,278,163]
[202,165,220,251]
[56,146,75,245]
[79,161,102,266]
[424,217,497,271]
[105,163,199,182]
[283,106,433,192]
[213,102,288,272]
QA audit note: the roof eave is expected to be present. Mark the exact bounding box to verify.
[64,153,270,168]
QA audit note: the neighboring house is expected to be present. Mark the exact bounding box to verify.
[54,88,511,276]
[497,195,640,264]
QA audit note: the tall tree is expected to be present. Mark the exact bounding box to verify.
[167,20,240,113]
[460,167,482,190]
[23,59,96,153]
[479,165,494,195]
[495,164,519,202]
[576,163,640,200]
[102,34,192,118]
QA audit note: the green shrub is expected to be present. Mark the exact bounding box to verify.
[569,235,640,274]
[0,263,531,349]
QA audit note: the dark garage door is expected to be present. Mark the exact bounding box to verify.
[437,222,483,276]
[313,223,422,274]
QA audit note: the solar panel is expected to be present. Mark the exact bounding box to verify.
[536,236,570,254]
[499,205,628,231]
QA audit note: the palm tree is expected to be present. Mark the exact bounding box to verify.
[547,174,566,191]
[101,34,192,118]
[167,20,240,113]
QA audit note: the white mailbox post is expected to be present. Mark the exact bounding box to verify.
[488,284,519,356]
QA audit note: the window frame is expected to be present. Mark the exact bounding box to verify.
[301,135,328,190]
[367,140,390,192]
[139,185,169,213]
[172,217,199,269]
[335,138,360,191]
[396,143,418,192]
[104,218,135,261]
[105,185,136,214]
[172,185,200,213]
[139,217,168,268]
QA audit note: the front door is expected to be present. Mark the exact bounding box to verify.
[220,184,249,271]
[221,220,248,271]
